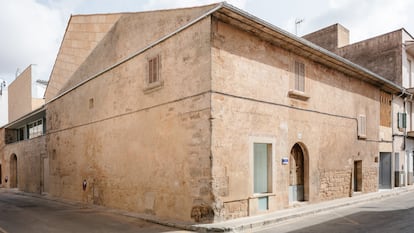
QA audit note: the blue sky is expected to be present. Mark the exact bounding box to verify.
[1,0,413,85]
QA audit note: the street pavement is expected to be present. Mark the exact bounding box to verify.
[255,191,414,233]
[0,190,189,233]
[2,187,414,233]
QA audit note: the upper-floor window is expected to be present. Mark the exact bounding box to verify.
[398,112,407,130]
[144,54,163,93]
[294,61,305,92]
[28,119,43,139]
[358,114,367,139]
[148,55,160,84]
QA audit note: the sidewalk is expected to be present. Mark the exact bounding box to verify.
[2,186,414,232]
[194,185,414,232]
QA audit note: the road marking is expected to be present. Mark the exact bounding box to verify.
[0,225,8,233]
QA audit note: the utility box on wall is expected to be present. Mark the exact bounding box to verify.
[407,172,413,185]
[395,171,405,187]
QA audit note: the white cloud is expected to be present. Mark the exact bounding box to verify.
[299,0,414,42]
[2,0,414,88]
[0,0,76,84]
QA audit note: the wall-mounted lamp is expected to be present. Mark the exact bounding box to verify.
[82,179,87,191]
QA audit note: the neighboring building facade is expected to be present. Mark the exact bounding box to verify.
[0,65,46,192]
[1,3,403,223]
[304,25,414,188]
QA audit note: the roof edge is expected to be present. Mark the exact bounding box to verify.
[46,2,225,104]
[3,105,45,129]
[220,2,402,93]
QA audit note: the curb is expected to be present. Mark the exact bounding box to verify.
[193,186,414,232]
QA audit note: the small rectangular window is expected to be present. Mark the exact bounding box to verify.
[148,55,160,84]
[295,61,305,92]
[398,112,407,129]
[358,115,367,138]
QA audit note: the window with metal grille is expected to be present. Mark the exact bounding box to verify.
[358,115,367,138]
[295,61,305,92]
[148,55,160,84]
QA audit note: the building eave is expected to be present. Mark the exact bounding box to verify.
[3,105,46,129]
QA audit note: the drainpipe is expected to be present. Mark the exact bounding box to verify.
[391,94,396,189]
[404,96,407,186]
[393,91,405,189]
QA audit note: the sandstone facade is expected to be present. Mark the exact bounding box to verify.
[0,3,404,223]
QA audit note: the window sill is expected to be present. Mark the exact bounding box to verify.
[288,89,310,101]
[358,135,367,139]
[143,80,164,94]
[250,193,276,199]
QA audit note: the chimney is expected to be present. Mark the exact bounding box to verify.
[303,23,349,53]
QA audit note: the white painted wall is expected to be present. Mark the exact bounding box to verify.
[402,31,414,88]
[0,88,8,126]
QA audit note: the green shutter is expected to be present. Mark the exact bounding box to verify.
[398,112,407,129]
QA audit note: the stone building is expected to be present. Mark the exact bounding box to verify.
[0,65,46,193]
[304,25,414,188]
[1,3,403,223]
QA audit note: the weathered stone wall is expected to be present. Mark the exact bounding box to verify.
[210,19,380,220]
[319,170,352,199]
[45,14,122,102]
[337,30,402,85]
[1,136,46,193]
[57,4,218,96]
[46,16,213,222]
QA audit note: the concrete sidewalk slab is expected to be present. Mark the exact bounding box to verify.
[193,186,414,232]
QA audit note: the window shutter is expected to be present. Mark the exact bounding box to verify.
[295,61,305,92]
[358,115,367,138]
[398,112,407,129]
[148,55,160,84]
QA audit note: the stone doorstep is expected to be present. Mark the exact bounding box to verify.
[1,187,414,233]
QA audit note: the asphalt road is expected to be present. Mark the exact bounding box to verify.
[0,190,189,233]
[255,191,414,233]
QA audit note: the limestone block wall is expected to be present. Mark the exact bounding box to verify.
[56,4,218,97]
[1,136,46,193]
[8,66,32,122]
[337,30,402,85]
[210,19,381,220]
[46,17,213,222]
[45,14,122,102]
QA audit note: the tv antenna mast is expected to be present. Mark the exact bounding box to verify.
[295,18,304,36]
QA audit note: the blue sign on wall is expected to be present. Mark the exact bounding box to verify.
[282,157,289,165]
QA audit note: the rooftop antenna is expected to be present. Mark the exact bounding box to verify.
[295,18,304,36]
[15,68,20,77]
[36,79,48,86]
[0,80,6,96]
